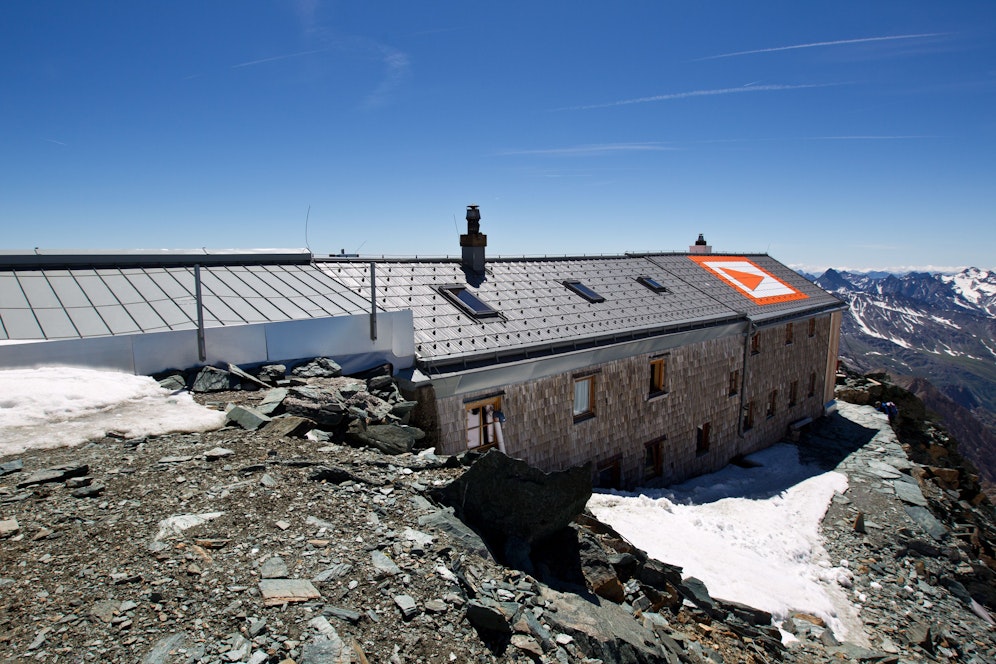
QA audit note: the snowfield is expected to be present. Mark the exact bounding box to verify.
[589,443,863,640]
[0,366,226,455]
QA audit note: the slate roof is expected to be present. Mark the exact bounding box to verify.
[0,252,372,341]
[318,253,842,369]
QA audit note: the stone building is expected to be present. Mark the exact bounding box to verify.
[317,206,845,488]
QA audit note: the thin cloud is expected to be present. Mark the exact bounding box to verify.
[231,48,328,69]
[44,138,67,147]
[803,135,935,141]
[558,83,837,111]
[361,47,411,108]
[696,33,948,61]
[501,143,676,157]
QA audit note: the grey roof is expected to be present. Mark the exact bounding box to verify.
[318,253,843,369]
[0,260,372,341]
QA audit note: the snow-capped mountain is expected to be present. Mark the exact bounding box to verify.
[815,267,996,487]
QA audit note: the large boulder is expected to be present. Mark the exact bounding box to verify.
[432,451,591,547]
[539,585,678,664]
[345,423,426,455]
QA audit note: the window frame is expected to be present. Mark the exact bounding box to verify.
[808,317,816,338]
[750,333,760,355]
[464,395,503,451]
[644,436,666,480]
[766,389,778,418]
[785,322,794,345]
[729,369,740,397]
[563,280,606,303]
[789,380,799,407]
[573,374,596,422]
[636,276,669,294]
[439,285,501,318]
[649,357,667,397]
[808,371,817,397]
[696,422,711,456]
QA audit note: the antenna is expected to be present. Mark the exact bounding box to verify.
[453,214,459,233]
[304,205,312,252]
[355,240,367,254]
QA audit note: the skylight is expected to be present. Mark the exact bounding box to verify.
[563,280,605,303]
[637,276,669,294]
[439,286,500,318]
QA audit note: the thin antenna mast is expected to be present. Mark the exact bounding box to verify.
[304,205,312,252]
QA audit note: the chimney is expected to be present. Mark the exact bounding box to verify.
[460,204,487,273]
[689,233,712,254]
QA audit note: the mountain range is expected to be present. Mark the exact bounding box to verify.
[811,266,996,493]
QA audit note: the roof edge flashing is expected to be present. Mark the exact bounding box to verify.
[0,248,313,270]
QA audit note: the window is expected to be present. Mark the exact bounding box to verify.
[696,423,711,455]
[808,372,817,397]
[636,276,669,294]
[596,456,622,489]
[465,396,503,450]
[785,322,794,345]
[767,390,778,418]
[563,280,605,303]
[573,375,596,421]
[789,380,799,407]
[644,437,665,479]
[808,317,816,338]
[439,285,500,318]
[729,369,740,396]
[743,401,755,431]
[750,333,760,354]
[649,357,667,396]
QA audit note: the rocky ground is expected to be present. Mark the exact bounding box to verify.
[2,360,996,663]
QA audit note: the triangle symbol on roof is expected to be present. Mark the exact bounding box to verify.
[723,268,765,291]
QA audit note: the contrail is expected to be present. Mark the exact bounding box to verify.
[560,83,836,111]
[695,33,947,61]
[232,48,327,69]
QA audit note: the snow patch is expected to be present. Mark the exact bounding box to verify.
[0,366,226,454]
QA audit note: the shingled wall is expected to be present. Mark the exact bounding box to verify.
[427,313,838,489]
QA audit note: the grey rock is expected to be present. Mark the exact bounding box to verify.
[346,423,425,455]
[417,508,492,560]
[225,405,271,431]
[284,396,347,428]
[539,585,669,664]
[313,563,353,583]
[70,483,105,498]
[432,450,591,546]
[141,632,191,664]
[323,605,362,623]
[157,374,187,392]
[0,459,24,476]
[905,505,948,541]
[261,556,289,579]
[394,594,418,619]
[227,362,269,389]
[371,550,401,577]
[465,598,515,634]
[893,479,929,507]
[292,357,343,378]
[259,364,286,382]
[16,464,89,488]
[191,366,234,392]
[90,599,120,623]
[257,386,288,414]
[204,446,235,461]
[262,415,313,438]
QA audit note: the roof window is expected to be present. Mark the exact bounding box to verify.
[439,285,500,318]
[636,276,669,294]
[563,280,605,303]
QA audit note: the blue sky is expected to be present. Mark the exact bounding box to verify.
[2,2,994,273]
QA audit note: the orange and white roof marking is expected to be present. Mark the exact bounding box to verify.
[689,256,808,305]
